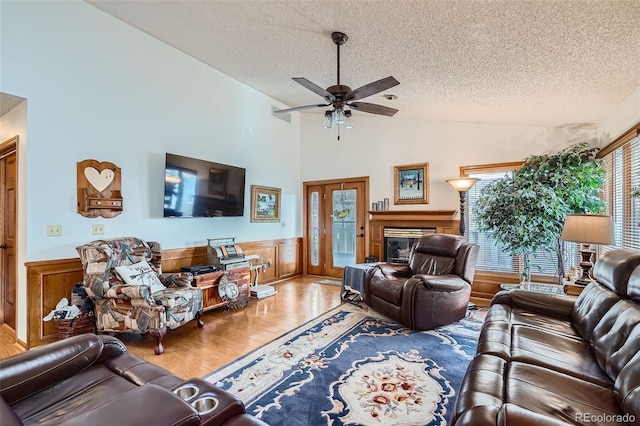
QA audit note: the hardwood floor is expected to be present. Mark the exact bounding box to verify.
[0,275,489,380]
[0,276,343,379]
[0,324,23,360]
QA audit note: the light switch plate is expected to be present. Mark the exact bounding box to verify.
[92,224,105,235]
[47,225,62,237]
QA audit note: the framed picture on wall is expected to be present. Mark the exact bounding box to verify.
[394,163,429,204]
[250,185,281,222]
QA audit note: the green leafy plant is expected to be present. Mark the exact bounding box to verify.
[475,142,606,282]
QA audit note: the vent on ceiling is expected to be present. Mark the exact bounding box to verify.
[271,106,291,123]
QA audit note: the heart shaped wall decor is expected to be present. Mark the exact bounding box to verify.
[84,167,114,193]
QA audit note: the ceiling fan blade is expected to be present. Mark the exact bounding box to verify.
[293,78,336,102]
[273,103,330,114]
[349,102,399,117]
[346,76,400,101]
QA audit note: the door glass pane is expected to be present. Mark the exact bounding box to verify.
[311,191,319,266]
[332,188,356,267]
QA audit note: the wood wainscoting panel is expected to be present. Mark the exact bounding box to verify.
[26,258,83,348]
[161,246,208,272]
[278,240,301,278]
[238,243,278,283]
[25,237,302,349]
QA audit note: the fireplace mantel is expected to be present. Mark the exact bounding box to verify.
[367,210,460,261]
[369,210,457,221]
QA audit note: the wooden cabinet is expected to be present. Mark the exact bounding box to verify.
[194,268,250,312]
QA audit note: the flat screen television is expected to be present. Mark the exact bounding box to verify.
[163,153,246,217]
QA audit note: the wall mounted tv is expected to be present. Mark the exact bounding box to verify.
[163,153,246,218]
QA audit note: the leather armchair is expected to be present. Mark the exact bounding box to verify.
[76,237,204,355]
[364,233,479,330]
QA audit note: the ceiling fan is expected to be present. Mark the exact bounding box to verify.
[274,31,400,130]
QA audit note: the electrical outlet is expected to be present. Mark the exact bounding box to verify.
[92,224,105,235]
[47,225,62,237]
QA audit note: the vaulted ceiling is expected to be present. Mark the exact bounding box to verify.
[50,1,640,128]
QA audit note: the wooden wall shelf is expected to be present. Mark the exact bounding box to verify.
[77,159,123,218]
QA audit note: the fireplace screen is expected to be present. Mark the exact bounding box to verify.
[384,228,436,263]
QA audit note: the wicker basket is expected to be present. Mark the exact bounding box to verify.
[54,313,96,339]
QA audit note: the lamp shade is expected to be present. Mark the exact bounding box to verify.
[446,177,479,192]
[560,214,614,245]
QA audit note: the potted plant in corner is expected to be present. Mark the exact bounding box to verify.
[474,142,606,284]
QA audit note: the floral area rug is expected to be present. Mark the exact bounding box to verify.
[204,303,485,426]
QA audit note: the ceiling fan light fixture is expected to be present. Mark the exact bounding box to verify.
[274,31,399,136]
[344,110,353,129]
[324,110,334,128]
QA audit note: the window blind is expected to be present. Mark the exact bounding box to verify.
[466,170,515,272]
[466,167,577,277]
[601,134,640,251]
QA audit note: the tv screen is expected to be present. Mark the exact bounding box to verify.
[163,153,246,217]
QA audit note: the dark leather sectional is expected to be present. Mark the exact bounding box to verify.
[452,249,640,425]
[0,334,267,426]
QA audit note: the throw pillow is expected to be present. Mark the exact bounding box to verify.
[115,260,165,294]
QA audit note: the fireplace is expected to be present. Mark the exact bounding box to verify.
[384,227,436,263]
[368,210,459,263]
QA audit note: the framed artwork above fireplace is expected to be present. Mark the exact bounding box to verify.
[394,163,429,204]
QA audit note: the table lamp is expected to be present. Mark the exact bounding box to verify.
[560,214,614,285]
[446,177,479,237]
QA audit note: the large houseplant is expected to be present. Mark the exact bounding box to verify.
[474,142,606,282]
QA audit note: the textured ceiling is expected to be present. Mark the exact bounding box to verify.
[0,93,25,118]
[84,1,640,128]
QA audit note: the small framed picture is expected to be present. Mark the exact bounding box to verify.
[394,163,429,204]
[250,185,281,222]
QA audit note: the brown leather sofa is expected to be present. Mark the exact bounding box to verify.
[364,233,479,330]
[452,248,640,425]
[0,334,267,426]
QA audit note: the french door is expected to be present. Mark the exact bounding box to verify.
[304,177,368,278]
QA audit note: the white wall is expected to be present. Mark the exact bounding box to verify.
[300,114,598,210]
[1,1,301,342]
[1,1,301,258]
[597,86,640,144]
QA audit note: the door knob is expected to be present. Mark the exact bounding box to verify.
[0,244,6,249]
[357,233,364,238]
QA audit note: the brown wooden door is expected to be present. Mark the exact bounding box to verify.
[304,177,368,278]
[1,137,18,329]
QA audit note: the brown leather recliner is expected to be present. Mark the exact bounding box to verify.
[364,233,479,330]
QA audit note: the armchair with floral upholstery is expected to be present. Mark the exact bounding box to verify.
[76,237,204,355]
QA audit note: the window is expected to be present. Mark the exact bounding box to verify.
[599,125,640,251]
[463,162,575,278]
